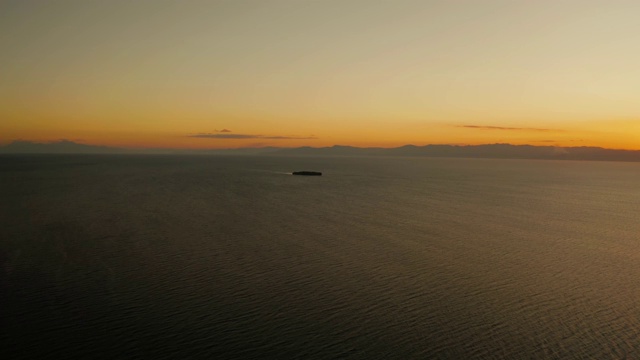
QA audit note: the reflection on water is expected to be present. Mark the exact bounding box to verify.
[2,155,640,359]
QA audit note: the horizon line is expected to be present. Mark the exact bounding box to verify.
[2,139,640,152]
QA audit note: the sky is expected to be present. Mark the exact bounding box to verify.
[1,0,639,149]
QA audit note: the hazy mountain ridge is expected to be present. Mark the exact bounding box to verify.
[2,140,640,162]
[271,144,640,162]
[0,140,278,155]
[0,140,125,154]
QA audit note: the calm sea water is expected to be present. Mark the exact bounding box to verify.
[1,155,640,359]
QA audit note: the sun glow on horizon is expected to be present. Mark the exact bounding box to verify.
[1,0,638,151]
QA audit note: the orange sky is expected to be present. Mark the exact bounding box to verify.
[1,1,639,150]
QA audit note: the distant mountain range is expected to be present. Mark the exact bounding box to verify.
[0,140,127,154]
[2,140,640,162]
[273,144,640,162]
[0,140,275,155]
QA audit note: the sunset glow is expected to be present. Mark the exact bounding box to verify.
[2,1,639,150]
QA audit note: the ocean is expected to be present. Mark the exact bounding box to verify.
[2,155,640,359]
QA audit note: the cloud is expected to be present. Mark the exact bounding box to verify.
[189,133,257,139]
[459,125,562,132]
[219,129,231,133]
[260,135,318,140]
[187,133,317,140]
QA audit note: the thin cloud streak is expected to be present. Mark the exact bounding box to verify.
[188,133,317,140]
[459,125,563,132]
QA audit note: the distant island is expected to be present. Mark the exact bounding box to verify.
[2,140,640,162]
